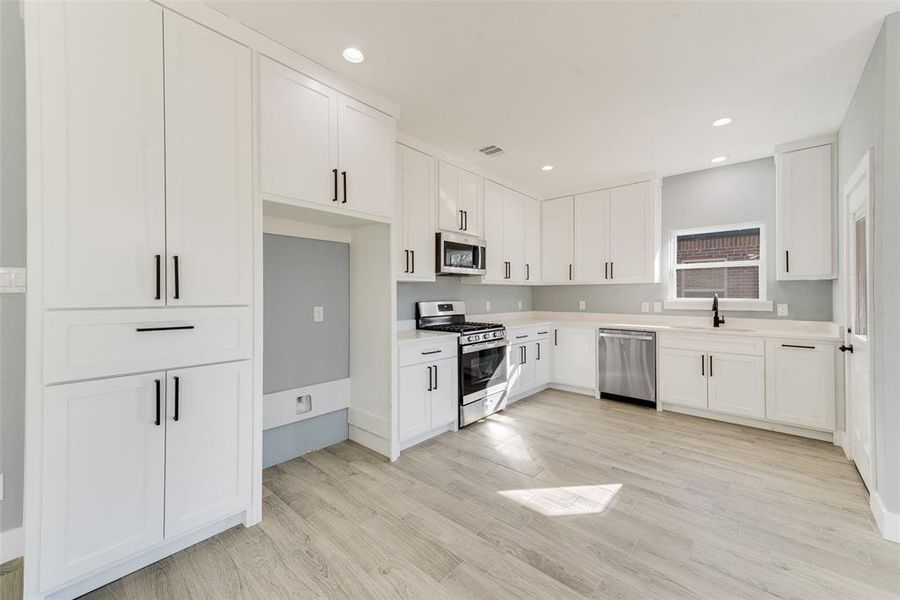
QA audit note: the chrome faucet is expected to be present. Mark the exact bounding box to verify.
[712,294,725,328]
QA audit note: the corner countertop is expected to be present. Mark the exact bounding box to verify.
[396,328,458,347]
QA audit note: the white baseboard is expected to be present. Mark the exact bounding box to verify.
[548,383,596,397]
[871,490,900,543]
[349,424,390,459]
[832,430,850,458]
[0,526,24,564]
[661,403,833,442]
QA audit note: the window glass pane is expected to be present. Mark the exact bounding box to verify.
[676,266,759,299]
[855,217,868,336]
[676,228,760,264]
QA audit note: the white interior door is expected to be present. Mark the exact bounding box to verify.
[843,150,874,491]
[39,1,166,308]
[164,13,252,307]
[337,93,396,218]
[165,361,251,538]
[541,197,574,283]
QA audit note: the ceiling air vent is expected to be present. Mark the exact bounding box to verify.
[477,144,505,157]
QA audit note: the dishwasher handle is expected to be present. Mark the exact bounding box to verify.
[598,332,655,342]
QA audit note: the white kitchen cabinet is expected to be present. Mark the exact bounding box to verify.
[258,55,337,207]
[164,13,252,306]
[41,374,166,589]
[508,342,534,396]
[438,161,483,236]
[483,181,528,283]
[398,145,436,281]
[551,327,596,390]
[608,182,657,283]
[505,190,527,283]
[430,359,459,427]
[338,93,396,218]
[524,197,542,283]
[40,1,166,309]
[658,347,708,409]
[534,338,552,387]
[706,352,765,418]
[542,197,575,283]
[398,357,457,447]
[164,362,251,538]
[574,190,610,282]
[776,143,835,280]
[766,341,835,430]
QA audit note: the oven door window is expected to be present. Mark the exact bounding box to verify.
[443,241,477,269]
[461,345,507,400]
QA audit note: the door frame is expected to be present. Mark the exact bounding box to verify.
[841,149,875,486]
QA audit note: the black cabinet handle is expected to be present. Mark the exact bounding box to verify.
[709,355,713,377]
[333,168,338,202]
[839,344,854,354]
[155,254,161,300]
[515,334,527,339]
[154,379,161,426]
[524,345,527,364]
[459,210,464,230]
[427,366,433,392]
[341,171,347,204]
[701,354,705,376]
[404,250,410,274]
[555,329,558,345]
[538,331,548,335]
[433,364,438,389]
[173,255,180,299]
[785,250,790,273]
[411,250,415,273]
[536,341,541,361]
[569,264,573,281]
[136,325,195,332]
[604,262,608,280]
[526,263,530,280]
[173,376,180,422]
[782,344,815,350]
[421,349,442,355]
[610,261,614,279]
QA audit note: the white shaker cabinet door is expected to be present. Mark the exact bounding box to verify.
[41,374,166,590]
[258,56,338,206]
[398,145,436,280]
[706,352,765,419]
[164,13,252,306]
[504,189,526,283]
[766,341,835,430]
[39,1,166,308]
[524,197,542,283]
[658,347,707,409]
[398,364,432,443]
[458,168,483,237]
[608,181,654,283]
[482,180,508,282]
[338,93,396,218]
[551,327,596,390]
[164,361,252,538]
[574,190,610,283]
[430,358,458,428]
[541,197,575,283]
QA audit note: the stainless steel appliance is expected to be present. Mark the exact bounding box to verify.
[416,301,507,426]
[435,232,487,276]
[597,328,657,405]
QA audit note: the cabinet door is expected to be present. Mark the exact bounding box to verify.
[776,144,834,280]
[707,353,765,418]
[258,56,337,206]
[165,362,251,538]
[541,197,575,283]
[533,339,552,387]
[399,145,435,281]
[551,327,596,390]
[459,169,483,237]
[40,1,166,308]
[507,342,525,396]
[399,364,432,442]
[524,197,542,284]
[482,180,507,282]
[338,93,396,218]
[504,189,526,283]
[164,13,252,306]
[41,373,166,589]
[574,190,610,283]
[766,342,835,430]
[438,161,462,232]
[430,359,458,428]
[608,181,654,283]
[658,348,707,408]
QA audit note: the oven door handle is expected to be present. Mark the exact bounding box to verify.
[461,339,507,354]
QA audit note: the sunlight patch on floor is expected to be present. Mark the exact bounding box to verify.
[498,484,623,516]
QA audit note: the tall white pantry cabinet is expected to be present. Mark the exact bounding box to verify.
[26,3,256,597]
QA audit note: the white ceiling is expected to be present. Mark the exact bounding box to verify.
[211,1,898,198]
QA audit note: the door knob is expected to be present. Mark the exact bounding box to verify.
[839,344,854,354]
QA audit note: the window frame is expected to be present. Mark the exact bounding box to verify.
[664,221,773,312]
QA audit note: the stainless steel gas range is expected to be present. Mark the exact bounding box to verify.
[416,301,508,427]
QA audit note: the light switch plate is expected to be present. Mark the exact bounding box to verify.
[578,300,586,311]
[777,304,789,317]
[485,301,491,312]
[313,306,324,322]
[641,302,650,313]
[0,268,25,293]
[653,302,663,313]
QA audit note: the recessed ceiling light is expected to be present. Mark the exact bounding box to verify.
[711,155,728,164]
[342,47,365,63]
[541,165,554,171]
[712,117,733,127]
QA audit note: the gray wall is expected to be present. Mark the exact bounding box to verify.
[263,234,350,394]
[533,158,834,321]
[397,277,532,320]
[0,0,25,533]
[839,15,900,515]
[262,409,348,468]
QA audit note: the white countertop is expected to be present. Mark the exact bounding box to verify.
[396,328,458,346]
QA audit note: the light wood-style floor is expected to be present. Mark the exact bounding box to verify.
[78,389,900,599]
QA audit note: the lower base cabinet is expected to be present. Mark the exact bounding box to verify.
[551,327,596,390]
[658,347,707,408]
[398,357,457,445]
[509,336,552,398]
[766,340,835,430]
[706,352,765,418]
[40,361,251,590]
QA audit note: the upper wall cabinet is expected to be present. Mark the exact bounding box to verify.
[258,56,396,219]
[776,142,835,280]
[524,197,542,284]
[483,181,527,284]
[541,197,575,283]
[438,161,483,236]
[397,144,436,281]
[39,3,252,309]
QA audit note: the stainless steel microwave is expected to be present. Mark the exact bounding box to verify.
[435,232,487,276]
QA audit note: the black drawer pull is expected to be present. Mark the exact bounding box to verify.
[136,325,196,332]
[421,349,442,355]
[537,331,548,335]
[341,170,347,204]
[154,379,161,426]
[173,376,180,421]
[782,344,815,350]
[333,168,338,202]
[515,335,528,339]
[173,255,181,299]
[154,254,161,300]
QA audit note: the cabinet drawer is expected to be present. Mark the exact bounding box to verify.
[399,341,457,367]
[659,332,763,356]
[44,307,252,383]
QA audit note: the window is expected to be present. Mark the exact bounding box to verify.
[666,223,771,311]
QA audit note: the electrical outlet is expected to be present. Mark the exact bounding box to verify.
[296,394,312,415]
[485,300,491,312]
[578,300,586,311]
[641,302,650,313]
[777,303,789,317]
[653,302,663,313]
[313,306,324,322]
[517,300,523,310]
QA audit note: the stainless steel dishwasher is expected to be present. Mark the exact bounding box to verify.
[597,328,657,405]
